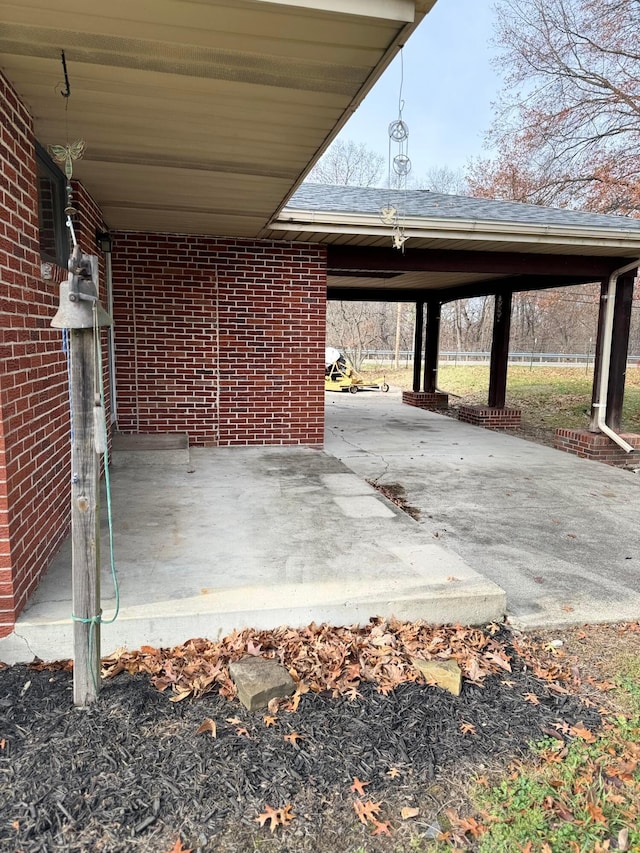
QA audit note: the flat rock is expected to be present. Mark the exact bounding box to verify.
[229,656,295,711]
[413,658,462,696]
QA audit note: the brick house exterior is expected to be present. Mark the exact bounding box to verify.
[0,73,326,636]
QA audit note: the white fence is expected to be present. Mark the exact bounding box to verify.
[360,351,640,368]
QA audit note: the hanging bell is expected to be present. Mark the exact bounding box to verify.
[51,250,112,329]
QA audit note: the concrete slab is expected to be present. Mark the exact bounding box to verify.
[1,442,505,663]
[325,390,640,629]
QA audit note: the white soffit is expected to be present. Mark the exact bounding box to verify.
[0,0,437,236]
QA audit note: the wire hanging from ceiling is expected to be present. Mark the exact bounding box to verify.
[380,46,412,251]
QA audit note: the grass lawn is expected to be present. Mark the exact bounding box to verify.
[363,364,640,445]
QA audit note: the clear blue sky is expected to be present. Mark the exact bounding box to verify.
[338,0,502,178]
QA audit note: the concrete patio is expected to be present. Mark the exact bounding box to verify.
[0,406,504,663]
[3,388,639,665]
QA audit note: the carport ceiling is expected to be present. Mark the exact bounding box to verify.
[0,0,435,236]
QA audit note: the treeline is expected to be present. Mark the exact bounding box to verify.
[327,284,640,368]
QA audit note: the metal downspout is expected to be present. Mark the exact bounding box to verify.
[593,259,640,453]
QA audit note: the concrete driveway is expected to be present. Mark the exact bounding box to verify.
[325,389,640,628]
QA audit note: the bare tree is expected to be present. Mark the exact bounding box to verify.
[306,139,384,187]
[412,165,468,195]
[471,0,640,214]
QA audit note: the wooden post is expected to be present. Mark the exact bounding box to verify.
[394,302,402,369]
[488,291,512,408]
[423,299,441,393]
[71,326,101,706]
[606,273,635,431]
[412,300,424,391]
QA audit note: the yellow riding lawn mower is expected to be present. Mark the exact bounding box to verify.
[324,347,389,394]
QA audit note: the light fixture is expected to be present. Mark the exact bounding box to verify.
[96,229,112,253]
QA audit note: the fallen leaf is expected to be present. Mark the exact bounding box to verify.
[353,800,381,825]
[226,716,242,725]
[0,739,6,750]
[570,723,597,744]
[196,718,217,738]
[236,727,250,737]
[460,721,476,735]
[350,777,370,796]
[618,827,629,851]
[387,767,401,779]
[284,732,303,745]
[255,803,294,833]
[263,715,277,727]
[165,840,193,853]
[371,819,391,835]
[524,693,540,705]
[561,604,574,612]
[169,688,192,703]
[401,806,419,820]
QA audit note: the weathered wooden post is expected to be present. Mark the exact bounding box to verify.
[52,245,112,706]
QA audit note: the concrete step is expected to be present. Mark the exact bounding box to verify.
[111,432,190,466]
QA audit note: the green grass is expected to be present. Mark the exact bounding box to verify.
[367,364,640,436]
[471,665,640,853]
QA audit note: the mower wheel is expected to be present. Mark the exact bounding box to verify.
[381,383,389,392]
[349,385,359,394]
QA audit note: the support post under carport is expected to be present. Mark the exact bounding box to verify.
[488,291,512,408]
[403,298,448,411]
[412,299,424,391]
[605,273,635,431]
[423,299,441,393]
[458,290,521,429]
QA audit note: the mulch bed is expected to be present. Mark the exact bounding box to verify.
[0,625,603,853]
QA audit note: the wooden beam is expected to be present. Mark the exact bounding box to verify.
[327,274,601,304]
[327,245,632,278]
[488,292,512,408]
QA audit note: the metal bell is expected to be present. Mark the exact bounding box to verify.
[51,250,113,329]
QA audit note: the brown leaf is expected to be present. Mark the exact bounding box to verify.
[570,723,597,744]
[196,718,217,738]
[561,604,575,612]
[255,803,294,833]
[284,732,303,745]
[353,800,381,825]
[585,801,607,824]
[226,717,242,725]
[165,840,193,853]
[460,721,477,735]
[400,806,419,820]
[371,819,391,835]
[236,727,250,738]
[263,715,277,727]
[618,827,629,852]
[524,692,540,705]
[387,767,401,779]
[349,777,370,796]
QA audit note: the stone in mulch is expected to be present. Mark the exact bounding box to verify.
[0,645,601,853]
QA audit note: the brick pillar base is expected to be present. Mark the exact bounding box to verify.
[554,429,640,467]
[458,405,522,429]
[402,391,449,411]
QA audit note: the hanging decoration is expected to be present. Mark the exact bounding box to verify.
[48,51,86,219]
[381,46,412,251]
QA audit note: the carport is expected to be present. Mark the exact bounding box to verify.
[269,184,640,462]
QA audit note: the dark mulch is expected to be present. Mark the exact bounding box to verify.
[0,637,602,853]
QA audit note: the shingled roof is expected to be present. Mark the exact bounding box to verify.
[287,183,640,234]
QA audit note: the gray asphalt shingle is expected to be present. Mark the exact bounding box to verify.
[287,184,640,233]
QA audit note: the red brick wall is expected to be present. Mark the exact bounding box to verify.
[457,405,522,429]
[0,72,67,635]
[554,428,640,467]
[110,234,326,447]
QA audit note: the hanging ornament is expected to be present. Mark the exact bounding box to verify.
[47,52,87,231]
[380,47,412,251]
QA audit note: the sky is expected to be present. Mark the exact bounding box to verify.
[336,0,503,180]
